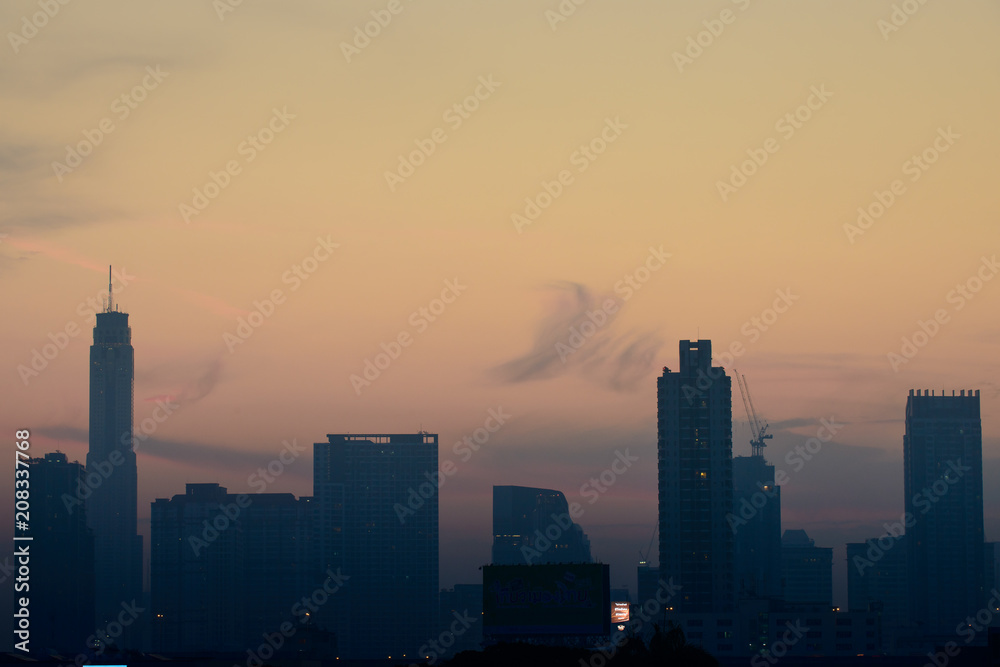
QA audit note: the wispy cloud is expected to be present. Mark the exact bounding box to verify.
[493,281,663,392]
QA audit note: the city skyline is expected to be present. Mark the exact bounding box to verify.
[5,284,997,658]
[5,267,999,608]
[2,2,1000,653]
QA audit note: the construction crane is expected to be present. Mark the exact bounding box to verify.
[735,370,772,458]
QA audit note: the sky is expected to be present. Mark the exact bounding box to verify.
[1,0,999,607]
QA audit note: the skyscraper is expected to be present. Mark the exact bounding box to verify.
[658,340,735,612]
[30,452,95,651]
[904,389,984,636]
[733,454,781,600]
[150,483,317,653]
[87,269,142,649]
[491,485,592,565]
[847,535,910,652]
[780,529,832,607]
[314,433,439,659]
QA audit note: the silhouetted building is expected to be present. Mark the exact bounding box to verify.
[781,529,832,607]
[87,272,142,649]
[659,602,878,658]
[904,389,984,636]
[988,542,1000,595]
[847,535,909,652]
[491,485,592,565]
[733,454,781,600]
[637,561,658,606]
[150,483,315,653]
[314,433,438,660]
[658,340,735,612]
[29,452,95,652]
[438,584,483,659]
[483,563,610,642]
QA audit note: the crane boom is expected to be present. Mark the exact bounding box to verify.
[735,370,773,458]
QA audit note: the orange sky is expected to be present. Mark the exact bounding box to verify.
[2,0,998,604]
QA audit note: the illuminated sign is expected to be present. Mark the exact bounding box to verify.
[611,601,629,623]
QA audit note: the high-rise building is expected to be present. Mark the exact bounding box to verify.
[491,485,592,565]
[904,389,984,636]
[637,561,659,607]
[658,340,735,612]
[733,454,781,600]
[780,529,832,607]
[29,452,95,652]
[314,433,439,660]
[987,542,1000,596]
[438,584,483,659]
[150,483,316,653]
[847,536,910,652]
[86,270,142,649]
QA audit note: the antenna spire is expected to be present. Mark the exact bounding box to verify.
[107,265,114,313]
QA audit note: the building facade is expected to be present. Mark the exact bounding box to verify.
[781,529,832,607]
[314,433,439,660]
[847,536,910,652]
[658,340,735,613]
[733,454,782,601]
[904,389,984,636]
[87,283,142,649]
[150,483,316,653]
[29,452,95,652]
[491,485,592,565]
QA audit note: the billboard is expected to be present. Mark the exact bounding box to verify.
[483,563,610,636]
[611,601,630,623]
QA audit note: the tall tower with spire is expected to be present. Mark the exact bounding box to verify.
[87,266,142,649]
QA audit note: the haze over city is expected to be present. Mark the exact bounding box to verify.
[2,0,999,652]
